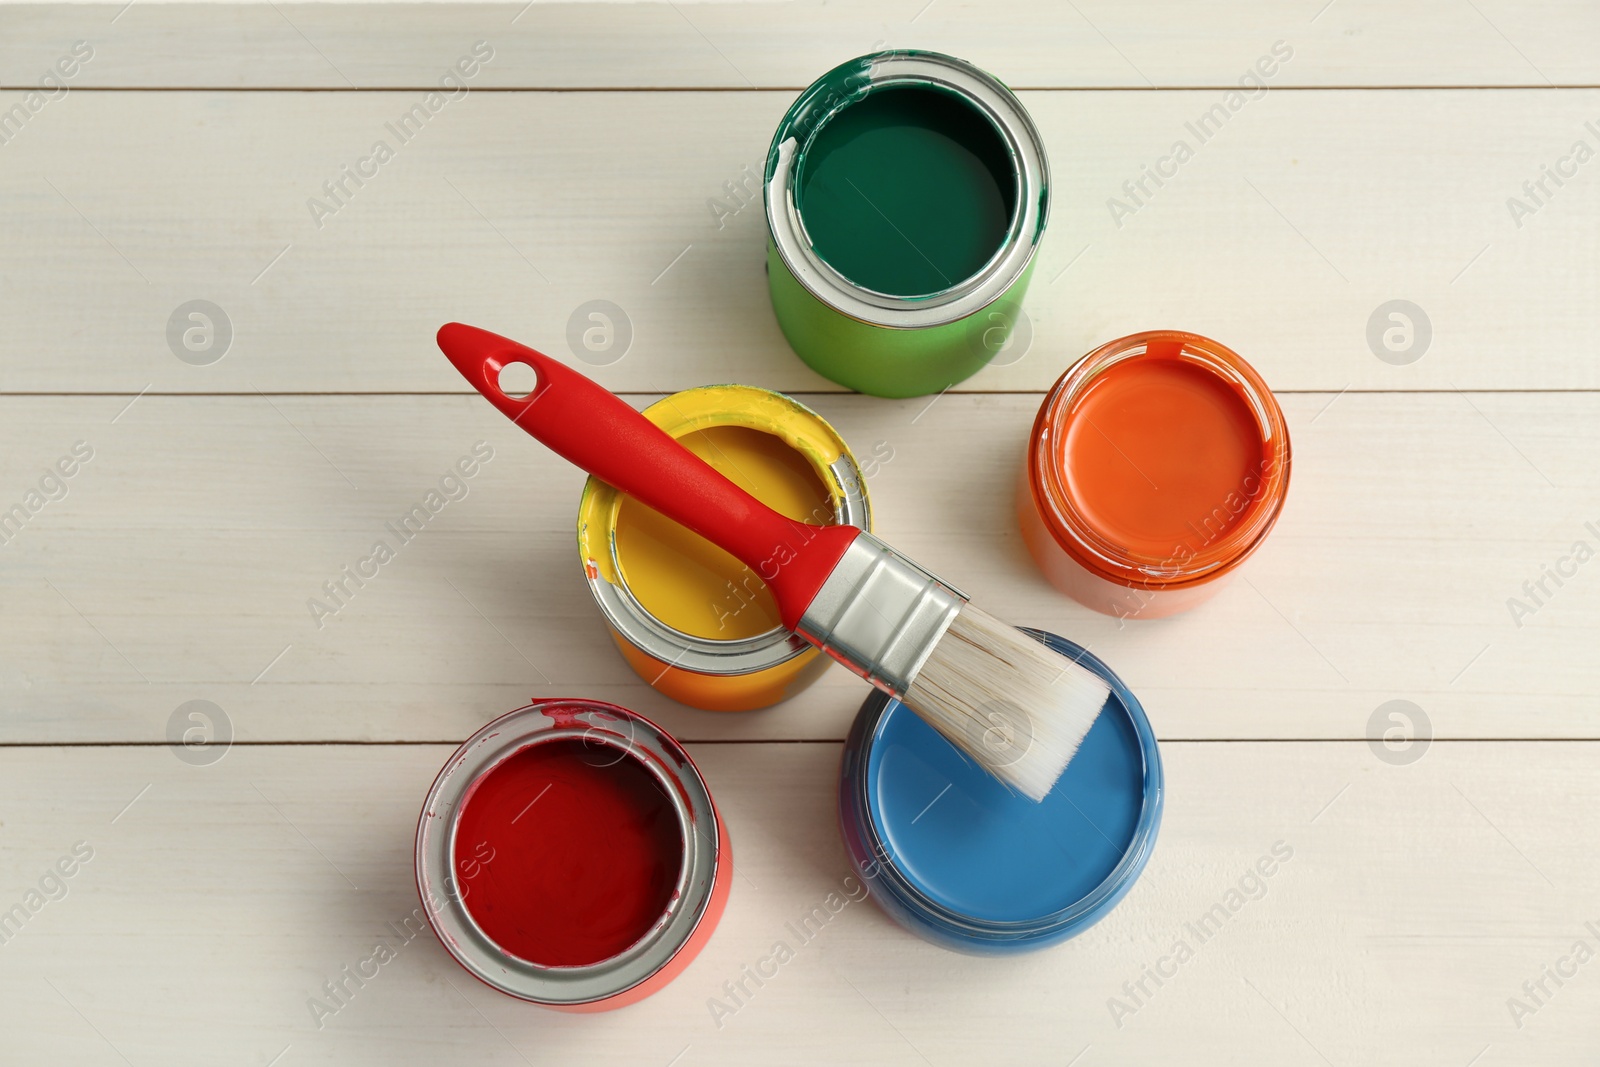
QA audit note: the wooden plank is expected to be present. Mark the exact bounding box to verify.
[0,741,1595,1063]
[1,87,1595,394]
[3,1,1598,90]
[1,391,1591,744]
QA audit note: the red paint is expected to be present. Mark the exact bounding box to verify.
[1059,345,1264,558]
[453,738,683,967]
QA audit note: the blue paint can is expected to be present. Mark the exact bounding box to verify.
[838,630,1162,954]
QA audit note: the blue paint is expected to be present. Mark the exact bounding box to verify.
[838,631,1161,954]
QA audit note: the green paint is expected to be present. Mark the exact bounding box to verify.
[765,51,1049,397]
[795,86,1016,298]
[767,242,1036,399]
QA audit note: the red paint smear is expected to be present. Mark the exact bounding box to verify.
[454,738,683,968]
[1061,349,1265,558]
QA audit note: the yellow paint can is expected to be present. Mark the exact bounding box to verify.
[577,385,872,711]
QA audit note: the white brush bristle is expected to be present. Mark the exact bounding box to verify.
[901,603,1111,802]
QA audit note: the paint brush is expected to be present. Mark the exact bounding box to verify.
[438,323,1110,801]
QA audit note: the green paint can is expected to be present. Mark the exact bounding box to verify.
[764,51,1049,399]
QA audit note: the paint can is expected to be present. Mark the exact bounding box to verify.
[765,50,1049,398]
[416,699,730,1011]
[838,631,1161,954]
[577,385,872,711]
[1019,330,1292,619]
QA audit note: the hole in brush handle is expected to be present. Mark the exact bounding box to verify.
[496,361,539,399]
[438,323,555,415]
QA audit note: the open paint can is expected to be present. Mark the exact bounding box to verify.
[1019,330,1292,619]
[577,385,871,711]
[416,699,730,1010]
[838,631,1161,954]
[765,50,1048,398]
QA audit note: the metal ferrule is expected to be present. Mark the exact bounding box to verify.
[796,531,967,696]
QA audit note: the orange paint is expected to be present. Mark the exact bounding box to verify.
[1022,332,1290,618]
[1059,346,1265,560]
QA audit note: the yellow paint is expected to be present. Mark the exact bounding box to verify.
[616,425,832,639]
[576,385,870,712]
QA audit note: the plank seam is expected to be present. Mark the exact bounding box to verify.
[4,390,1599,399]
[5,85,1597,93]
[1,738,1595,748]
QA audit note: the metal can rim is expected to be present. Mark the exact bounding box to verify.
[577,385,871,677]
[765,49,1050,330]
[415,699,723,1005]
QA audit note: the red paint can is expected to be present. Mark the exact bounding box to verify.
[416,699,731,1011]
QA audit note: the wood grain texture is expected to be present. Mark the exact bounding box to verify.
[1,391,1590,744]
[3,1,1598,90]
[0,88,1596,394]
[3,7,1597,1062]
[0,742,1595,1065]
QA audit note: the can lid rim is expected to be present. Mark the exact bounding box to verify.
[1027,330,1293,589]
[414,700,722,1004]
[577,385,872,676]
[765,50,1050,329]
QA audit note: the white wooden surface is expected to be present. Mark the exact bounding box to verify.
[4,1,1600,89]
[1,392,1595,744]
[3,89,1598,392]
[3,3,1598,1063]
[3,743,1598,1066]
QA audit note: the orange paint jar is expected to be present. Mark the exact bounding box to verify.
[1019,331,1290,619]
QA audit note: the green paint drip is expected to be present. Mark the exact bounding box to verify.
[795,86,1016,299]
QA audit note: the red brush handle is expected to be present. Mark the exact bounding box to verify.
[437,323,857,628]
